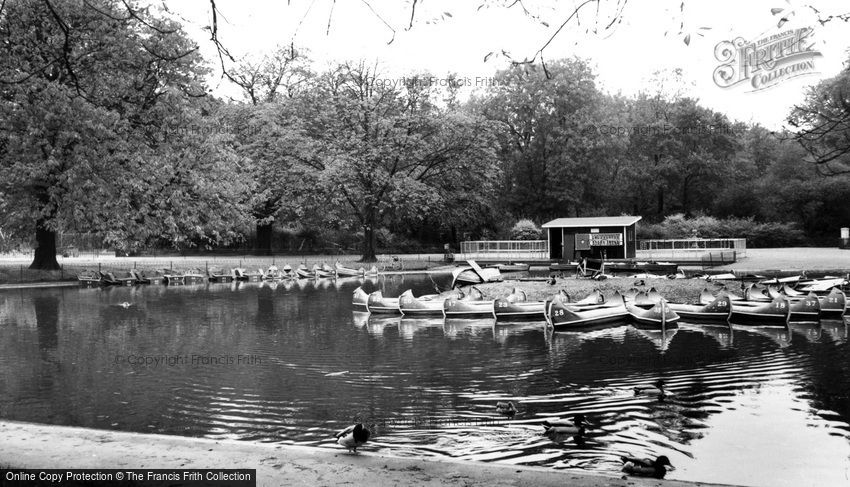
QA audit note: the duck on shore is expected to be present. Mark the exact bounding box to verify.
[335,423,370,453]
[621,455,673,478]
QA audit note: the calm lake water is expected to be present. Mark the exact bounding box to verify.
[1,275,849,487]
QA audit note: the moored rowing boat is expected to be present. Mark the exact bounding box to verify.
[493,287,545,320]
[626,299,680,327]
[335,261,364,277]
[699,288,744,305]
[295,265,315,279]
[730,296,790,325]
[668,295,732,323]
[451,260,502,288]
[787,292,820,321]
[817,288,847,318]
[544,293,629,329]
[492,263,530,272]
[444,287,494,318]
[398,289,455,316]
[352,286,369,310]
[77,270,102,285]
[367,290,401,314]
[208,266,235,283]
[314,264,334,278]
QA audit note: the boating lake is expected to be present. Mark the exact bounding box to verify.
[1,275,849,487]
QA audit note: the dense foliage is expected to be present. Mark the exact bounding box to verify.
[510,220,543,241]
[638,215,808,248]
[0,0,252,268]
[1,0,848,267]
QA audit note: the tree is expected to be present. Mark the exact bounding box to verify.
[0,0,251,269]
[788,58,850,175]
[510,219,542,240]
[472,59,609,221]
[313,62,501,261]
[754,140,850,244]
[223,45,316,253]
[624,95,738,218]
[712,124,778,218]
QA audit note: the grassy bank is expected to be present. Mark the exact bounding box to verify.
[478,276,728,304]
[713,247,850,272]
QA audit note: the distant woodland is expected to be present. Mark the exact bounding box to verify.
[1,0,848,267]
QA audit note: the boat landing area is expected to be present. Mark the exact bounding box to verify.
[0,421,735,487]
[706,247,850,273]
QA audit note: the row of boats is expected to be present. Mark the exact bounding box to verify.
[78,262,380,286]
[353,283,849,329]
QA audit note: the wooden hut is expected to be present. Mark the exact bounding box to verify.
[542,216,641,261]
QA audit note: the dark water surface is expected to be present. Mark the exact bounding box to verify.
[1,275,849,487]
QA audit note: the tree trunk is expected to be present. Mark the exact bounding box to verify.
[30,219,60,270]
[656,188,665,217]
[360,211,378,262]
[255,222,273,255]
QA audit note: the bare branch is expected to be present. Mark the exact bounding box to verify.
[360,0,396,44]
[406,0,418,30]
[42,0,84,97]
[326,0,336,35]
[120,0,179,35]
[207,0,236,76]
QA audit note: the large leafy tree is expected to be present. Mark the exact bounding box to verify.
[472,59,609,221]
[223,46,317,253]
[753,139,850,243]
[0,0,250,269]
[312,62,501,261]
[624,95,738,218]
[789,59,850,175]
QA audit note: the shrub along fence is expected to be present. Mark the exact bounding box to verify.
[637,215,808,248]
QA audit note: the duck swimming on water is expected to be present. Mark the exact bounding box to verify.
[542,414,594,436]
[495,401,518,416]
[634,380,667,399]
[335,423,370,453]
[621,455,673,478]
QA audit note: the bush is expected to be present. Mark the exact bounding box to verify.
[637,214,808,247]
[510,219,543,240]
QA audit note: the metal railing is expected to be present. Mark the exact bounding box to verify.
[456,240,549,260]
[638,238,746,259]
[639,238,746,251]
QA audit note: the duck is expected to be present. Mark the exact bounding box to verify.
[621,455,673,478]
[495,401,518,416]
[634,380,666,398]
[542,413,594,436]
[335,423,370,453]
